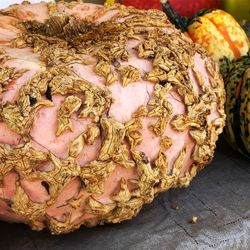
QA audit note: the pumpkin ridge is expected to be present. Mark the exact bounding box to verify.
[235,78,243,98]
[232,88,249,156]
[239,69,250,155]
[188,8,216,26]
[222,52,250,158]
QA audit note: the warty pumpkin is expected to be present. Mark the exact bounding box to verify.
[0,1,225,234]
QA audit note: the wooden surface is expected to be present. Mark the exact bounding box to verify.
[0,138,249,250]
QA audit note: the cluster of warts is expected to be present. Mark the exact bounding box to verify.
[0,1,225,234]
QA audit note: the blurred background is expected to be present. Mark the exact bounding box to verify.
[1,1,249,22]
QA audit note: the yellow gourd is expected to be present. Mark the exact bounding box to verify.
[187,9,249,62]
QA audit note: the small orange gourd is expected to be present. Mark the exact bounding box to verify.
[187,9,250,62]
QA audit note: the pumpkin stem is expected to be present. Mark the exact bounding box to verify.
[161,0,188,32]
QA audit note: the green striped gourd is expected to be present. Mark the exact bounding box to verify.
[221,52,250,157]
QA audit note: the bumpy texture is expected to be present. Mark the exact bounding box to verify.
[221,52,250,158]
[0,1,225,234]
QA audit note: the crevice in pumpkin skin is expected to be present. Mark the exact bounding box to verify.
[145,83,151,102]
[169,92,182,104]
[234,88,249,156]
[30,136,50,153]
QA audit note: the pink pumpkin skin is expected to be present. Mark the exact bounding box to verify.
[0,2,225,234]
